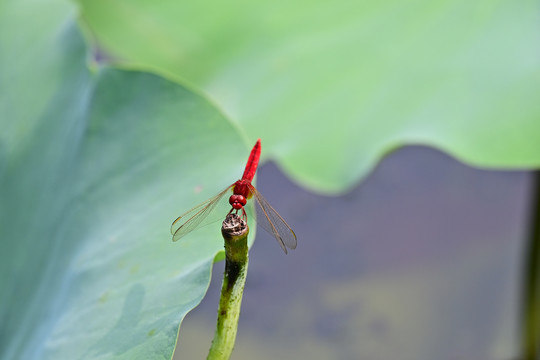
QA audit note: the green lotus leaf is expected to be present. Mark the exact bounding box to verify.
[0,1,251,358]
[78,0,540,192]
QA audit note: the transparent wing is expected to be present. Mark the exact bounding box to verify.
[171,185,234,242]
[247,183,297,254]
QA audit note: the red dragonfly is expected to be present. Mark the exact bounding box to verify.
[171,139,297,254]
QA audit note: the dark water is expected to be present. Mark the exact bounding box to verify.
[175,145,531,360]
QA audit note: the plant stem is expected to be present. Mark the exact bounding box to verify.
[522,170,540,360]
[207,215,249,360]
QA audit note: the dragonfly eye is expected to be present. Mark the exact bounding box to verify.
[238,195,247,206]
[229,195,246,209]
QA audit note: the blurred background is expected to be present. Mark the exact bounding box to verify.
[176,146,530,360]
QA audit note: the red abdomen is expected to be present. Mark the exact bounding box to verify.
[241,139,261,182]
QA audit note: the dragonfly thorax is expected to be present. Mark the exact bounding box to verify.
[229,194,247,210]
[233,180,250,198]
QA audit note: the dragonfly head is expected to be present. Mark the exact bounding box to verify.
[229,194,247,210]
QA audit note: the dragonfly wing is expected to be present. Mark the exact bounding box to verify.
[171,185,233,241]
[247,183,297,254]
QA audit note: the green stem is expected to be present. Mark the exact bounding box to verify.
[522,170,540,360]
[207,215,249,360]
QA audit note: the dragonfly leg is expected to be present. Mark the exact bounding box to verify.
[230,208,241,218]
[229,207,247,222]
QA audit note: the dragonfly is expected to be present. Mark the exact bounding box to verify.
[171,139,297,254]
